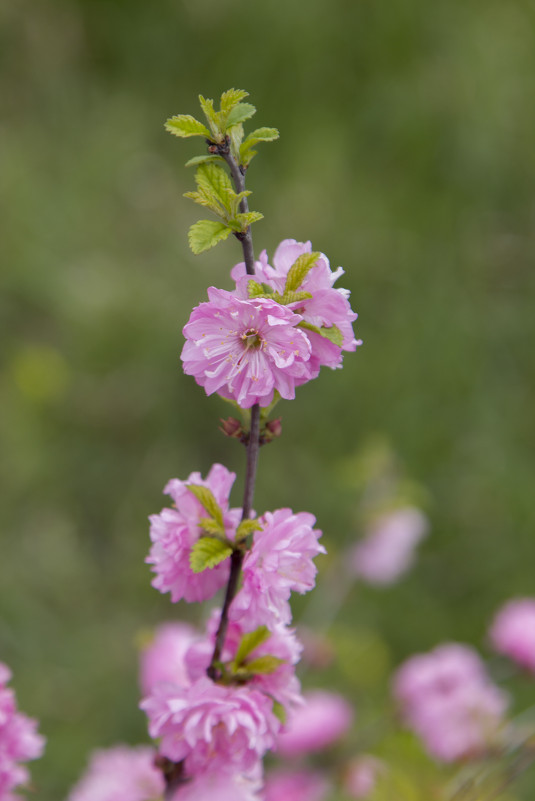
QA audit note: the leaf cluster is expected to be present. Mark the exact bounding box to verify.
[165,89,280,254]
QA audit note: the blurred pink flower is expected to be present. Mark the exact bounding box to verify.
[231,509,325,628]
[276,690,354,757]
[169,770,262,801]
[66,745,164,801]
[489,598,535,673]
[232,239,360,372]
[343,756,384,799]
[393,643,508,762]
[139,622,200,695]
[141,676,280,776]
[181,287,312,408]
[263,769,330,801]
[146,463,239,604]
[0,662,45,801]
[349,507,428,585]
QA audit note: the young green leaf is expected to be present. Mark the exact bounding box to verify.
[185,484,225,527]
[247,280,267,298]
[226,102,256,128]
[243,127,279,145]
[165,115,210,138]
[199,517,225,536]
[277,289,313,305]
[234,211,264,231]
[319,324,344,347]
[189,537,232,573]
[198,95,221,140]
[235,626,271,665]
[272,700,287,725]
[220,88,249,115]
[188,220,232,254]
[245,655,286,674]
[235,518,262,542]
[298,320,344,347]
[285,252,321,293]
[185,154,224,168]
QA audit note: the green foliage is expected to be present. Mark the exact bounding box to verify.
[232,211,264,231]
[235,518,262,542]
[234,625,271,665]
[187,220,232,254]
[240,127,280,166]
[276,289,313,305]
[272,700,287,725]
[243,655,285,674]
[284,251,321,292]
[185,483,225,528]
[184,154,224,168]
[220,88,249,115]
[164,114,210,138]
[189,537,232,573]
[199,517,225,536]
[298,320,344,347]
[226,102,256,128]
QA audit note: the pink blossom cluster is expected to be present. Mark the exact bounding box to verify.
[142,473,325,792]
[146,463,238,604]
[0,662,45,801]
[349,506,428,586]
[392,643,508,762]
[181,240,360,408]
[65,745,164,801]
[489,598,535,674]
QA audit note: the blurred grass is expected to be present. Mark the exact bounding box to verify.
[1,0,535,797]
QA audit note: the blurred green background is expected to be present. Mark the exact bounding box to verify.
[1,0,535,797]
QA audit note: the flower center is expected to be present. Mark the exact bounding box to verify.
[240,328,262,350]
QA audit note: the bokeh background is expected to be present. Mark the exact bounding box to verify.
[1,0,535,797]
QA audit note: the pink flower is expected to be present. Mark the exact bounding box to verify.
[139,623,200,695]
[146,463,240,604]
[141,676,280,776]
[276,690,353,757]
[263,769,330,801]
[231,509,325,627]
[349,507,428,585]
[181,288,312,408]
[185,610,304,712]
[392,644,508,762]
[343,756,384,799]
[489,598,535,674]
[232,239,360,372]
[66,745,164,801]
[169,770,263,801]
[0,663,45,801]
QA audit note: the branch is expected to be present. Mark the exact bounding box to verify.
[207,145,261,679]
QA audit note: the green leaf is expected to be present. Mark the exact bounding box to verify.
[198,94,221,139]
[240,127,279,166]
[235,626,271,665]
[245,655,285,674]
[285,252,321,293]
[277,289,313,305]
[195,163,234,213]
[186,484,225,527]
[319,324,343,347]
[188,220,232,254]
[185,154,224,168]
[227,102,256,128]
[235,518,262,542]
[199,517,225,536]
[234,211,264,231]
[220,88,249,115]
[247,279,266,298]
[165,115,210,138]
[243,127,279,145]
[272,700,287,725]
[189,537,232,573]
[298,320,344,347]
